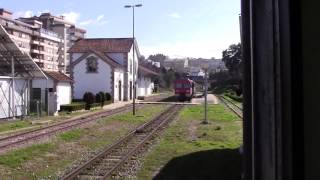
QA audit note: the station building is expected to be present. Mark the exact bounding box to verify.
[69,38,158,102]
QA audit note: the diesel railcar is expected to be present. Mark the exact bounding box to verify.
[174,78,195,101]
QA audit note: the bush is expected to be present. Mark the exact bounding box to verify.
[72,99,83,102]
[95,93,102,104]
[60,103,85,112]
[105,92,112,101]
[83,92,95,110]
[137,96,145,100]
[96,92,106,107]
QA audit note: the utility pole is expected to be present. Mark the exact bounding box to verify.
[203,68,208,124]
[124,4,142,116]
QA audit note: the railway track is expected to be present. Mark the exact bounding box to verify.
[0,104,145,152]
[218,95,243,118]
[0,93,171,152]
[61,104,183,180]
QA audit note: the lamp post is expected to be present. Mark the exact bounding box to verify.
[202,63,209,124]
[124,4,142,116]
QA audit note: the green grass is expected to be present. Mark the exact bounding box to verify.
[59,129,84,142]
[0,102,111,134]
[0,143,54,168]
[106,105,169,124]
[179,104,239,121]
[0,105,169,179]
[136,104,242,180]
[0,121,31,133]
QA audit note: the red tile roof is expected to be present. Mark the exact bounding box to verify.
[68,38,134,53]
[44,71,73,82]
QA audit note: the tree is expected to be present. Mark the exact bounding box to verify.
[162,69,176,88]
[139,55,146,61]
[83,92,95,110]
[96,92,106,107]
[222,43,242,76]
[148,54,167,64]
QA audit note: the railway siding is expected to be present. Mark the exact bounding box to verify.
[60,105,183,179]
[0,105,168,179]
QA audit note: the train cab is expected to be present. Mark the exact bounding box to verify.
[174,78,195,101]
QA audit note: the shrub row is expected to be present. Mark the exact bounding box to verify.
[60,103,85,112]
[82,92,112,110]
[60,100,112,112]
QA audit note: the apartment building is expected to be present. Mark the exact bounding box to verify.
[33,13,86,73]
[163,58,188,72]
[0,9,65,72]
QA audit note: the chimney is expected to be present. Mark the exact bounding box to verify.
[0,8,13,18]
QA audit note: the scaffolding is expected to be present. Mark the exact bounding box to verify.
[0,25,47,119]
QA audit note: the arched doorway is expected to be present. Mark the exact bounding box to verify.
[118,80,122,101]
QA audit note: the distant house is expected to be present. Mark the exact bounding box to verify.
[137,61,159,97]
[69,38,157,102]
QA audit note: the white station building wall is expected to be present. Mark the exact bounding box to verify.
[113,69,124,101]
[137,77,154,97]
[56,82,72,109]
[73,54,112,99]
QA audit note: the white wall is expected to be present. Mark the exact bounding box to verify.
[137,76,154,97]
[57,82,71,110]
[126,47,139,99]
[113,68,124,101]
[73,53,112,99]
[32,78,71,113]
[0,77,29,119]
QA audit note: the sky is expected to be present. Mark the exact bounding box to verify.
[0,0,241,59]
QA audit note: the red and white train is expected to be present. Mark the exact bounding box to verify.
[174,78,195,101]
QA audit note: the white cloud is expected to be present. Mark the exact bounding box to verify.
[96,15,104,22]
[14,10,34,18]
[79,19,94,26]
[62,11,80,24]
[79,14,108,26]
[168,12,181,19]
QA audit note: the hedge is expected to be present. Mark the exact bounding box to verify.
[60,103,85,112]
[137,96,145,100]
[60,100,112,112]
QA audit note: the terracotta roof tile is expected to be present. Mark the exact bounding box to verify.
[68,38,134,53]
[44,71,73,82]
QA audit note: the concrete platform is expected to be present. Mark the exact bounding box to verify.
[191,94,219,104]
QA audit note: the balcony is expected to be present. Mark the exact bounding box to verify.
[31,40,40,44]
[30,49,40,54]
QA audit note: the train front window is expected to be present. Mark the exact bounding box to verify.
[176,83,182,88]
[183,83,191,88]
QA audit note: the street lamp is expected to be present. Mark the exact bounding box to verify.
[124,4,142,116]
[201,62,210,124]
